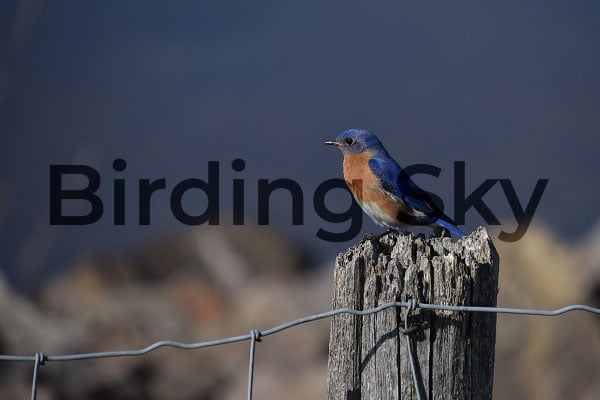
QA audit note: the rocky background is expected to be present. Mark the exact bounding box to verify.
[1,224,599,399]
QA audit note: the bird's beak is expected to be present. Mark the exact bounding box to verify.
[324,139,342,147]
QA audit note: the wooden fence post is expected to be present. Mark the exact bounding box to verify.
[326,227,499,400]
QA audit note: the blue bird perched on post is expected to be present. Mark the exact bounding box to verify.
[325,129,465,238]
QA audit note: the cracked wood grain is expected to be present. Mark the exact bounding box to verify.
[326,228,499,400]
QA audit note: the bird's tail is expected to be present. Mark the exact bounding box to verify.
[434,218,465,238]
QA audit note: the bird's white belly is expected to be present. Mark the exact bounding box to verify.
[357,200,403,229]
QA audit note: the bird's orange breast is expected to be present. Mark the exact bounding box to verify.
[343,152,376,200]
[343,152,391,203]
[343,151,408,225]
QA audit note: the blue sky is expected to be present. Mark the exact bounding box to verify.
[1,1,599,290]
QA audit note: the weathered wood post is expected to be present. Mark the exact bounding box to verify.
[326,227,499,400]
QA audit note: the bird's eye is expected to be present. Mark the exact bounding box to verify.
[345,138,354,145]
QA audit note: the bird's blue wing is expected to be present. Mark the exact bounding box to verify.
[367,157,402,195]
[368,157,434,215]
[369,156,464,236]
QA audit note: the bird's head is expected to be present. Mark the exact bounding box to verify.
[325,129,385,155]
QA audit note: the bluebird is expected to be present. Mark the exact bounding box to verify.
[325,129,465,238]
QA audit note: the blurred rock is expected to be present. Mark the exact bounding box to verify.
[576,217,600,306]
[0,225,331,400]
[494,224,600,400]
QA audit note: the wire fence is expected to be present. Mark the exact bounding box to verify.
[1,301,600,400]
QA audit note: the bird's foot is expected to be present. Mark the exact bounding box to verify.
[364,232,377,241]
[364,229,398,242]
[378,228,400,239]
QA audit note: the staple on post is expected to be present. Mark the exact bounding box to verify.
[31,352,45,400]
